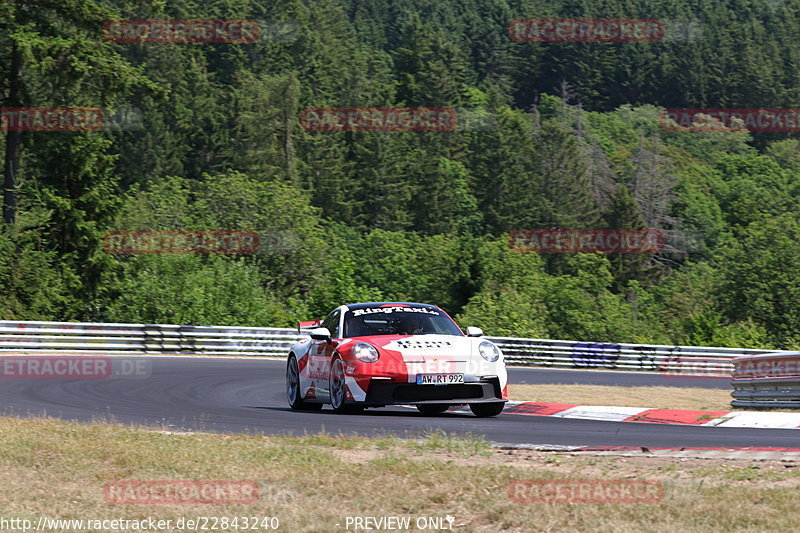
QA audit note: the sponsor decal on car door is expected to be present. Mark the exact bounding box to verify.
[307,339,330,399]
[308,309,342,400]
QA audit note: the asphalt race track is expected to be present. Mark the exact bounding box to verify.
[509,366,730,389]
[0,357,794,448]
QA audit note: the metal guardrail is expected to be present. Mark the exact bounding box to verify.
[731,352,800,408]
[0,321,302,357]
[0,321,790,377]
[491,336,788,375]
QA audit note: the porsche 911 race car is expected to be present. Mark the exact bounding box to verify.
[286,302,508,417]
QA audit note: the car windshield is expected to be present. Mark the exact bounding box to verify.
[343,306,463,337]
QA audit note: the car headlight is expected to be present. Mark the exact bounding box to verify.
[478,340,501,362]
[353,342,380,363]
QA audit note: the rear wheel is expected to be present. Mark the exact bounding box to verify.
[329,357,363,414]
[416,404,450,416]
[287,356,322,411]
[469,402,505,417]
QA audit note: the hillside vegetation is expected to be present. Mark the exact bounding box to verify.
[3,0,800,348]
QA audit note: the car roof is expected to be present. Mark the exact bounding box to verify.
[343,302,440,311]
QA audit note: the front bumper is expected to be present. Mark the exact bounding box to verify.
[363,377,506,406]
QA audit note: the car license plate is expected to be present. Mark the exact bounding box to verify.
[416,373,464,385]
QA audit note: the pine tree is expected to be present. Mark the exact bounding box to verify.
[0,0,155,316]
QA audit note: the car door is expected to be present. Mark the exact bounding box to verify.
[309,308,341,401]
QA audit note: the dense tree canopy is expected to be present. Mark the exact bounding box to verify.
[3,0,800,348]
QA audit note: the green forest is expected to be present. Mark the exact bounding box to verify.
[3,0,800,348]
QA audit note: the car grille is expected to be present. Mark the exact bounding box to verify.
[391,384,485,402]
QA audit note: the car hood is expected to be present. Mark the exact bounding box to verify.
[356,334,473,362]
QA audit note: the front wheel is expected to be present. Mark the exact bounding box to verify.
[329,357,363,414]
[469,402,505,418]
[287,356,322,411]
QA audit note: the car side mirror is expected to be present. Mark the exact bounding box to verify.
[309,327,331,341]
[465,326,483,337]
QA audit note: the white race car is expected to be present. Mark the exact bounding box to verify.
[286,302,508,416]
